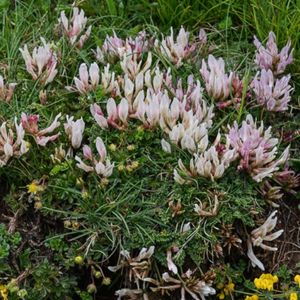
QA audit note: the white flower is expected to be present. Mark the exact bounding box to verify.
[64,116,85,149]
[247,210,283,270]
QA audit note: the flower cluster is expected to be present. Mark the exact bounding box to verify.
[21,113,61,146]
[228,114,289,182]
[58,7,91,48]
[96,30,149,63]
[0,119,28,166]
[155,27,204,67]
[254,32,293,75]
[67,62,119,96]
[254,273,278,291]
[19,38,58,85]
[217,281,235,299]
[0,75,17,102]
[252,69,292,111]
[146,269,216,300]
[75,137,114,179]
[175,133,237,182]
[108,246,155,299]
[200,54,241,103]
[252,32,293,111]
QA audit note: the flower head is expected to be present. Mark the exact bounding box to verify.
[97,30,149,63]
[200,55,233,101]
[27,181,45,194]
[252,69,292,111]
[254,273,278,291]
[290,292,298,300]
[254,31,293,74]
[75,137,114,178]
[58,7,91,48]
[0,119,28,166]
[294,275,300,288]
[228,114,289,182]
[155,26,197,67]
[19,38,58,85]
[21,113,61,146]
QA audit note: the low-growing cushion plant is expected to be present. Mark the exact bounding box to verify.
[0,1,299,300]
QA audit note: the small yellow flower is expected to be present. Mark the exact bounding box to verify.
[224,282,235,295]
[294,275,300,288]
[290,292,298,300]
[27,181,44,194]
[0,284,8,300]
[217,292,225,299]
[100,177,109,187]
[245,295,259,300]
[254,274,278,291]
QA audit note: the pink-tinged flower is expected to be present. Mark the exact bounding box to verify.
[228,114,290,182]
[155,26,197,67]
[254,31,293,74]
[166,249,178,274]
[19,38,58,85]
[21,112,61,146]
[200,55,234,101]
[247,210,283,270]
[198,28,207,46]
[67,62,120,96]
[64,116,85,149]
[58,7,91,48]
[75,137,114,178]
[0,119,28,166]
[90,103,108,129]
[0,75,17,102]
[66,62,99,94]
[90,98,129,130]
[175,134,237,182]
[120,51,152,80]
[252,69,292,111]
[274,169,300,190]
[96,31,149,63]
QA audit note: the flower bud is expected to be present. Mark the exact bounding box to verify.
[87,284,97,294]
[102,277,111,286]
[74,256,84,265]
